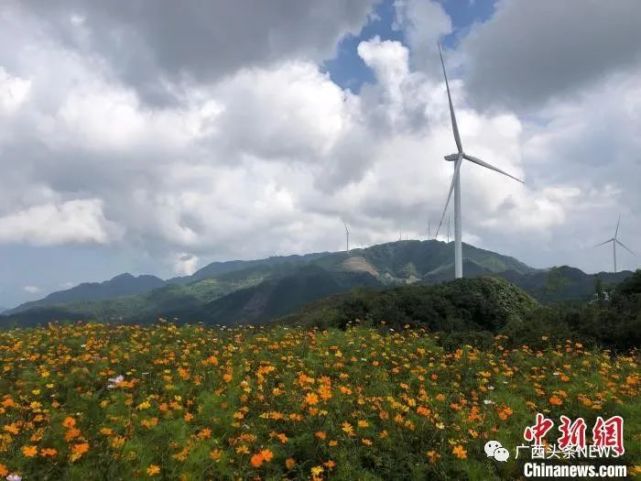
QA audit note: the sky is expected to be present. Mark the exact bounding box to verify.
[1,0,640,307]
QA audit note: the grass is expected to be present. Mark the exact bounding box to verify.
[0,321,639,480]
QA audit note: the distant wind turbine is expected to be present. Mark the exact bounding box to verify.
[595,215,635,273]
[447,216,451,243]
[435,42,524,279]
[343,221,350,253]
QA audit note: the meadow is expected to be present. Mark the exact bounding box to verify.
[0,322,639,480]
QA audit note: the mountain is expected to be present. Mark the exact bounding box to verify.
[170,252,330,284]
[190,265,382,325]
[0,240,633,327]
[6,273,166,315]
[494,266,633,303]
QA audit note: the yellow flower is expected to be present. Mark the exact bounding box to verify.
[209,449,222,461]
[341,422,354,436]
[146,464,161,476]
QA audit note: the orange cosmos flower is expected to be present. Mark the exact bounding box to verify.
[250,449,273,468]
[146,465,161,476]
[70,442,89,462]
[40,448,57,458]
[260,449,274,462]
[64,427,81,441]
[452,445,467,460]
[3,423,19,435]
[426,450,441,463]
[498,406,513,420]
[549,395,563,406]
[62,417,76,429]
[0,464,7,477]
[305,392,319,405]
[22,445,38,457]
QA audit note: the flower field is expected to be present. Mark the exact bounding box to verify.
[0,322,640,480]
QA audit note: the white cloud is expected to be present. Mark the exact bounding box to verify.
[0,199,120,246]
[173,253,199,276]
[0,67,31,114]
[23,285,41,294]
[392,0,452,74]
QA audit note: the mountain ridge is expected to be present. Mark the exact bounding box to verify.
[1,240,634,326]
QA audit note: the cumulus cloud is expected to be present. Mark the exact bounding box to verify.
[0,199,120,245]
[6,0,377,103]
[392,0,452,74]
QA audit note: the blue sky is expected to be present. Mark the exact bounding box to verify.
[324,0,497,92]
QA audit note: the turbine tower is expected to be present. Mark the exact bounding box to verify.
[435,43,524,278]
[595,215,635,273]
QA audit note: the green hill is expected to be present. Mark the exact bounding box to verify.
[281,276,538,332]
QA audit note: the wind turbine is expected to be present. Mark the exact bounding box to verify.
[595,215,635,273]
[343,221,350,253]
[446,216,451,243]
[435,43,524,278]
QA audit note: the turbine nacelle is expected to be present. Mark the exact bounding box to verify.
[444,153,460,162]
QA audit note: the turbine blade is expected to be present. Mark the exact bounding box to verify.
[594,239,614,248]
[438,42,463,153]
[615,215,621,239]
[463,154,524,183]
[435,154,463,238]
[616,239,636,256]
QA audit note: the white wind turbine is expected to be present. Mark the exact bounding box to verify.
[435,43,524,279]
[343,221,350,253]
[595,215,635,273]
